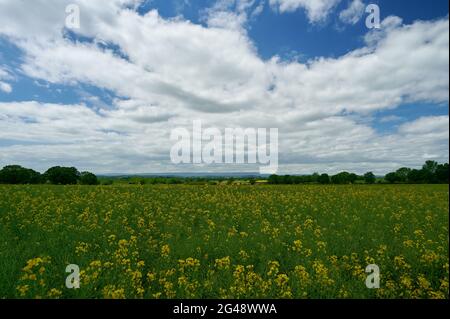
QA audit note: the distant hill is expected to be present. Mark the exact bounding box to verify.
[98,172,269,178]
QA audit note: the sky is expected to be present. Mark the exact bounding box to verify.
[0,0,448,175]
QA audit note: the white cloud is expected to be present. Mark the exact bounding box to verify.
[205,10,248,31]
[251,0,266,17]
[0,81,12,93]
[0,66,12,93]
[202,0,264,32]
[174,0,191,15]
[339,0,365,25]
[364,15,403,46]
[0,0,141,40]
[1,101,447,174]
[269,0,341,22]
[399,116,449,135]
[0,1,448,173]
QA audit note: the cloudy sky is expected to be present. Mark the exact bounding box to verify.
[0,0,448,175]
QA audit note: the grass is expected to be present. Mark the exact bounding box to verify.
[0,184,448,299]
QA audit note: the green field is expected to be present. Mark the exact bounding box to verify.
[0,184,448,299]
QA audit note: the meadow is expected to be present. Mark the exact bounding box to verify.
[0,184,448,299]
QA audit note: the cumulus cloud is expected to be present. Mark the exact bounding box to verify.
[0,0,448,173]
[269,0,341,22]
[399,116,449,135]
[339,0,365,25]
[202,0,265,32]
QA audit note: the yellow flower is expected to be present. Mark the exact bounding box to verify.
[75,242,89,255]
[304,248,313,257]
[329,255,338,265]
[275,274,289,287]
[403,239,414,248]
[103,285,126,299]
[233,265,245,278]
[16,285,29,297]
[304,218,314,228]
[421,250,439,264]
[292,240,302,252]
[294,265,310,283]
[90,260,102,268]
[178,276,188,286]
[215,256,231,270]
[239,250,249,260]
[312,260,334,286]
[147,272,156,282]
[23,257,46,273]
[152,292,162,299]
[267,261,280,276]
[48,288,63,298]
[417,275,431,290]
[428,291,445,299]
[161,244,170,257]
[317,241,326,251]
[400,275,413,290]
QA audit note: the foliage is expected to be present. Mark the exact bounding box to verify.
[268,162,448,185]
[0,165,41,184]
[384,161,449,184]
[364,172,376,185]
[43,167,81,185]
[317,174,330,184]
[80,172,99,185]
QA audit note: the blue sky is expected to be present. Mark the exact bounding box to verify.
[141,0,449,59]
[0,0,448,174]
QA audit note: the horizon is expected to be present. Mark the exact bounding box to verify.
[3,161,448,177]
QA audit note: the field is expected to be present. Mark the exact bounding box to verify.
[0,184,448,299]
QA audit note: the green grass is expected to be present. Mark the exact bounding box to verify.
[0,184,448,299]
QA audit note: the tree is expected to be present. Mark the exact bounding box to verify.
[364,172,376,184]
[395,167,411,183]
[0,165,41,184]
[435,163,449,183]
[421,161,439,183]
[79,172,98,185]
[283,175,294,184]
[385,172,399,183]
[407,169,425,184]
[267,175,278,184]
[331,172,352,184]
[311,173,320,183]
[318,173,330,184]
[348,173,358,184]
[422,161,439,174]
[44,166,80,185]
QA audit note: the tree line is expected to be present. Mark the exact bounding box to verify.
[268,161,449,185]
[0,161,447,186]
[0,165,98,185]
